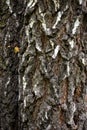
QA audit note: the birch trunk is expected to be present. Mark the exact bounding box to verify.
[0,0,87,130]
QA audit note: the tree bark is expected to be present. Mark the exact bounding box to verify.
[0,0,87,130]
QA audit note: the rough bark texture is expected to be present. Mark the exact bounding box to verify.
[0,0,87,130]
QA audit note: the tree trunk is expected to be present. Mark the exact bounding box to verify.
[0,0,87,130]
